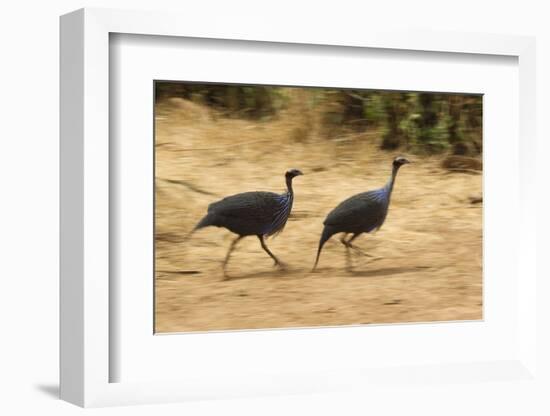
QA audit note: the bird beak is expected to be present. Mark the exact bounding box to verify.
[297,170,304,176]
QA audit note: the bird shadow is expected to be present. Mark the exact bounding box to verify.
[156,270,202,280]
[34,383,59,399]
[224,267,304,281]
[347,266,429,278]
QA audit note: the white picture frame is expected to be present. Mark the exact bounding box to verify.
[60,7,538,408]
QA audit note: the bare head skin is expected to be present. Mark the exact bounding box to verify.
[392,156,411,168]
[285,168,304,179]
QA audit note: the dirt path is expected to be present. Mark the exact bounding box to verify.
[154,100,482,333]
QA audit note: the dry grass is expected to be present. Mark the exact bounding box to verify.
[154,98,482,333]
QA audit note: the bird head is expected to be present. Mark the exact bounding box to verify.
[285,168,304,179]
[393,156,411,169]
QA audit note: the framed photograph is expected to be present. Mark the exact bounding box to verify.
[153,81,483,334]
[60,8,538,408]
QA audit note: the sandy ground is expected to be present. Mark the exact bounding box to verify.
[154,99,482,333]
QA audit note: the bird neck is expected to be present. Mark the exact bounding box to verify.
[285,176,294,197]
[385,164,400,195]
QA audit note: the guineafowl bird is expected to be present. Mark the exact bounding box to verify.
[312,156,410,271]
[192,169,303,276]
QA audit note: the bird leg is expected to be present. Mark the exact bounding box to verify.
[222,235,244,277]
[258,235,286,269]
[340,234,353,271]
[339,234,350,247]
[344,234,366,255]
[345,234,382,261]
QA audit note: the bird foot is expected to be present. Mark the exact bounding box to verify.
[351,246,377,258]
[275,261,288,270]
[363,255,383,264]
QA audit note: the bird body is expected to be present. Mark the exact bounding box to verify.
[323,188,390,235]
[192,169,303,276]
[313,157,410,270]
[198,190,293,237]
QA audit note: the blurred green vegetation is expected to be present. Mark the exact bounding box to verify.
[156,82,482,155]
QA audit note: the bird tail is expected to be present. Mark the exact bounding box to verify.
[186,214,216,240]
[312,226,334,271]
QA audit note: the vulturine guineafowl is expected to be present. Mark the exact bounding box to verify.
[192,169,303,276]
[312,157,410,271]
